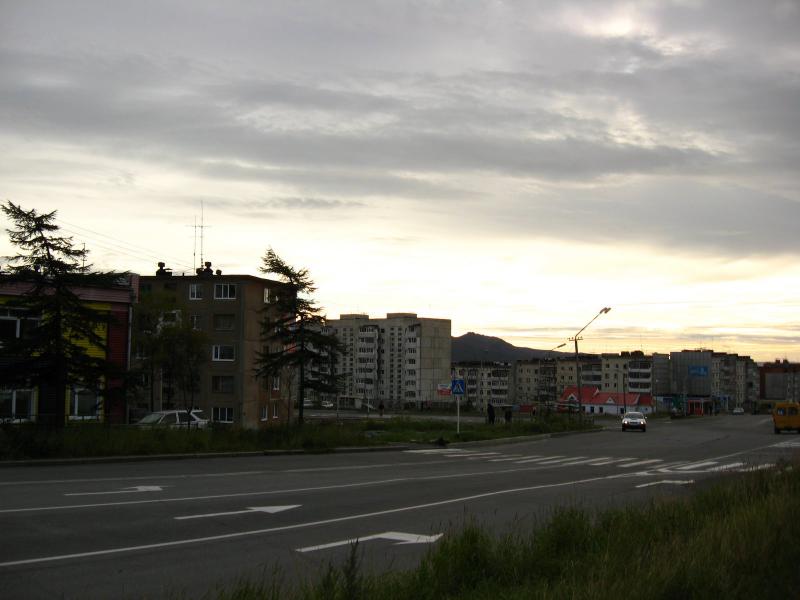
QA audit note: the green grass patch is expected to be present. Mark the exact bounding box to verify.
[0,416,593,460]
[213,462,800,599]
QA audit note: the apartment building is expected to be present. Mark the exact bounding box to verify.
[760,360,800,406]
[600,351,652,394]
[133,262,291,428]
[325,313,451,409]
[514,359,558,407]
[453,361,513,411]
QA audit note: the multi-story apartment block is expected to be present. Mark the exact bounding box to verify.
[453,361,513,411]
[326,313,451,409]
[599,351,653,394]
[651,353,671,396]
[760,360,800,406]
[133,262,291,428]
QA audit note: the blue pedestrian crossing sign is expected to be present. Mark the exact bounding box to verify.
[451,379,465,395]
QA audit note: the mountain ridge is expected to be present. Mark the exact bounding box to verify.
[451,332,569,362]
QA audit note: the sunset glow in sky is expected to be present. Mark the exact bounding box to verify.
[1,1,799,361]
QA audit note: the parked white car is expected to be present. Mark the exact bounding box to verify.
[136,409,209,429]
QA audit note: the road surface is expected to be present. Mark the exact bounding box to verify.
[0,414,795,599]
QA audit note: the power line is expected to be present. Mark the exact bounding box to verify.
[55,218,194,272]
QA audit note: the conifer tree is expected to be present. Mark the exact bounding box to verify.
[254,249,343,424]
[0,201,125,427]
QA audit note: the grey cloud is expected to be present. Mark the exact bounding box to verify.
[2,1,799,260]
[491,179,800,256]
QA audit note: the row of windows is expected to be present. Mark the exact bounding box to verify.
[189,283,237,301]
[1,387,99,422]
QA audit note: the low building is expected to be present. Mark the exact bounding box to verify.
[559,386,655,415]
[0,277,136,424]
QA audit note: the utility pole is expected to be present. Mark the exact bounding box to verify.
[570,308,612,423]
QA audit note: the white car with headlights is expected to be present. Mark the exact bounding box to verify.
[621,411,647,432]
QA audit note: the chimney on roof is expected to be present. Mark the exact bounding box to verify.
[199,261,214,277]
[156,262,172,277]
[215,269,222,275]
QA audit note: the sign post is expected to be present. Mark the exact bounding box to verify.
[451,379,465,435]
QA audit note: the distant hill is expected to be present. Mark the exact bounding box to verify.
[452,332,569,363]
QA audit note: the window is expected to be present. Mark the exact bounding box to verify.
[189,283,203,300]
[71,387,99,420]
[214,283,237,300]
[212,345,235,361]
[260,405,268,421]
[263,288,273,304]
[212,406,234,422]
[190,315,202,330]
[159,310,181,329]
[272,376,280,391]
[213,314,235,331]
[0,389,34,422]
[212,375,235,393]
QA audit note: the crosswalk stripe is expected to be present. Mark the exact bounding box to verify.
[488,456,527,462]
[559,457,610,466]
[514,455,565,464]
[589,458,631,466]
[443,452,493,457]
[618,459,663,468]
[537,456,587,465]
[708,462,744,472]
[655,462,691,471]
[675,461,717,471]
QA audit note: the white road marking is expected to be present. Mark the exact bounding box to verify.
[772,440,800,448]
[0,478,408,514]
[740,463,775,472]
[558,457,610,466]
[654,462,691,471]
[537,456,586,465]
[514,455,563,464]
[488,455,527,462]
[296,531,442,553]
[618,459,663,469]
[587,458,631,466]
[64,485,166,496]
[0,471,632,568]
[708,462,745,472]
[175,505,300,520]
[675,461,717,471]
[635,480,694,489]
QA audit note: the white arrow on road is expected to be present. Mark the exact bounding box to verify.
[297,531,443,553]
[65,485,166,496]
[635,480,694,489]
[175,505,300,520]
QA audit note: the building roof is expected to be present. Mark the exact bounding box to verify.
[560,386,653,407]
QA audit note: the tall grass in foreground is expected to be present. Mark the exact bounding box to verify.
[0,415,591,459]
[215,464,800,600]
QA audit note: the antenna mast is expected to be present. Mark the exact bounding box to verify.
[200,200,205,267]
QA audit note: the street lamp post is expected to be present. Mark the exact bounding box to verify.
[569,307,612,422]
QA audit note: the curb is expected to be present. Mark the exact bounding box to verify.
[0,444,412,468]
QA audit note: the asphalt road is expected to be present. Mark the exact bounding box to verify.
[1,414,797,599]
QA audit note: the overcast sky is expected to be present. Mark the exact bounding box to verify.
[2,0,799,360]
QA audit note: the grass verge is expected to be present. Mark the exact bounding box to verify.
[213,462,800,600]
[0,416,593,460]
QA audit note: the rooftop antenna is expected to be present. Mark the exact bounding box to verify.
[187,201,211,271]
